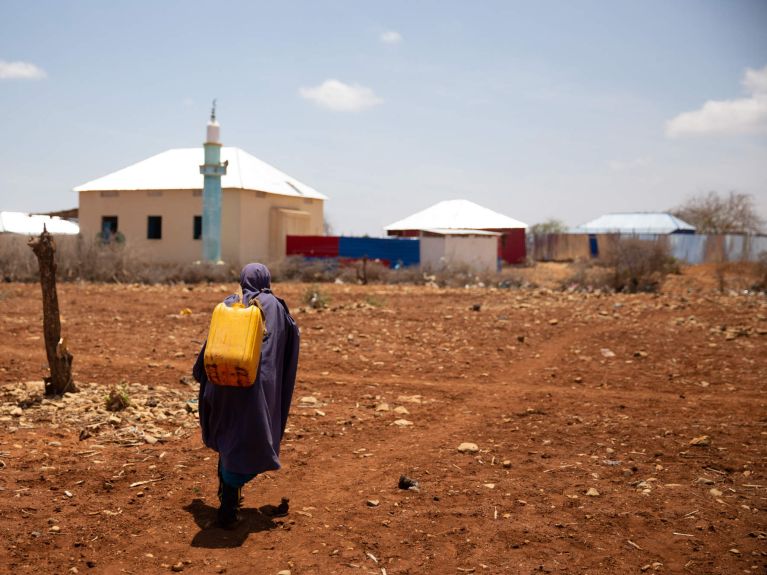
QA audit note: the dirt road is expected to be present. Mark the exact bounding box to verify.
[0,276,765,574]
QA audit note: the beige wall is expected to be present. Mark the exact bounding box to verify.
[420,234,498,273]
[238,191,323,265]
[79,188,324,267]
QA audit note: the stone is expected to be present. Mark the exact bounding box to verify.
[457,442,479,454]
[709,488,723,497]
[10,406,22,417]
[366,499,380,507]
[375,403,390,412]
[171,562,184,572]
[398,475,419,490]
[585,488,600,497]
[600,348,616,358]
[689,435,710,447]
[502,460,512,469]
[393,406,410,415]
[392,419,413,427]
[277,571,292,575]
[397,395,423,404]
[696,477,714,485]
[298,396,318,406]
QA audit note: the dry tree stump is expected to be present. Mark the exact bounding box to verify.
[28,227,76,396]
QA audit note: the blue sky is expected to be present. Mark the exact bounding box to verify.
[1,0,766,234]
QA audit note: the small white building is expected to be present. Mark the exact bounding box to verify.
[384,198,528,265]
[419,228,500,273]
[0,211,80,235]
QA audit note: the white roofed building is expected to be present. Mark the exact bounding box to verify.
[573,213,695,235]
[385,199,528,264]
[0,211,79,236]
[76,146,326,265]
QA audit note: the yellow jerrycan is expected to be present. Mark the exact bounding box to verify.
[204,301,266,387]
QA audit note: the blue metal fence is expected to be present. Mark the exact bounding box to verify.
[338,236,420,267]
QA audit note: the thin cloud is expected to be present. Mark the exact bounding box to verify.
[665,65,767,137]
[0,60,46,80]
[299,79,382,112]
[380,30,403,45]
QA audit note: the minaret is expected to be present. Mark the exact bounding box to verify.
[200,100,227,262]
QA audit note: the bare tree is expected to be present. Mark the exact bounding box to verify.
[672,191,764,235]
[530,219,567,235]
[28,227,76,396]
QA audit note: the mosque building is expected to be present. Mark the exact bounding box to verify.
[75,108,326,265]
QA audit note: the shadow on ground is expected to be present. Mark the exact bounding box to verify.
[183,498,277,548]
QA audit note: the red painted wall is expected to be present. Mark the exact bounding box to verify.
[497,229,526,264]
[286,235,339,257]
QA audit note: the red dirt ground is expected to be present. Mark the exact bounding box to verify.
[0,269,765,575]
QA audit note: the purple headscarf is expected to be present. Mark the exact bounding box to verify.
[193,263,300,476]
[240,263,271,304]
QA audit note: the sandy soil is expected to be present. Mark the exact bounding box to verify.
[0,268,765,575]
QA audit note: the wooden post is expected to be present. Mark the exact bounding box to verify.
[357,256,368,285]
[28,226,76,396]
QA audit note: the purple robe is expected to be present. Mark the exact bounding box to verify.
[193,264,300,476]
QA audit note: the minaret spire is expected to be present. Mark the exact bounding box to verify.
[200,101,226,262]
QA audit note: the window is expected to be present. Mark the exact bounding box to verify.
[193,215,202,240]
[147,216,162,239]
[101,216,118,235]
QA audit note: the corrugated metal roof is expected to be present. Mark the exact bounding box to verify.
[574,212,695,234]
[385,199,527,232]
[73,147,327,200]
[0,211,80,235]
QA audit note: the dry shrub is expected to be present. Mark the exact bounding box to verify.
[0,234,238,284]
[0,235,38,281]
[559,240,678,293]
[272,256,429,285]
[605,239,679,293]
[271,256,339,283]
[753,252,767,292]
[420,262,500,288]
[560,260,614,292]
[303,285,329,309]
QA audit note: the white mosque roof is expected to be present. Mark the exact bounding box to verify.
[574,212,695,234]
[0,211,80,235]
[385,199,528,232]
[73,147,327,200]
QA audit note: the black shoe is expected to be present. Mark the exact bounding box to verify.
[218,475,243,529]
